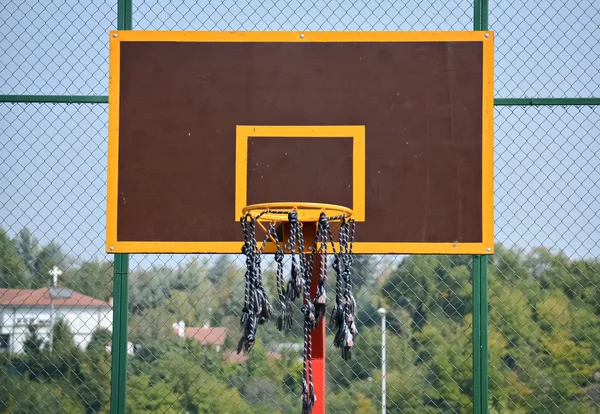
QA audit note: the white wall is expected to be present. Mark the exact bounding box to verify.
[0,305,112,353]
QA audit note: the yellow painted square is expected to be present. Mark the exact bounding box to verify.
[235,125,366,222]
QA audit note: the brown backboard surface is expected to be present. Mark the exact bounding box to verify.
[106,31,494,254]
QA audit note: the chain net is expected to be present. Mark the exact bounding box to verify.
[1,0,599,413]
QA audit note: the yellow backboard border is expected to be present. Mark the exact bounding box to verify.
[106,30,494,255]
[235,125,366,222]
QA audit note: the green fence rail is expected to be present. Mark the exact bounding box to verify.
[1,0,599,413]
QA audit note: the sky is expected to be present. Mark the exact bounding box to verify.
[1,0,599,269]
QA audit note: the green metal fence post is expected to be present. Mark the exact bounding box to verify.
[472,255,482,414]
[117,0,133,32]
[110,254,129,413]
[472,255,489,414]
[473,0,489,412]
[481,256,489,413]
[110,1,132,413]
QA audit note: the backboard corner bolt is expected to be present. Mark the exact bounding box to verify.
[486,247,491,253]
[484,33,490,38]
[109,246,114,251]
[113,33,118,38]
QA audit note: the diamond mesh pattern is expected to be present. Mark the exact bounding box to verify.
[0,0,116,95]
[134,0,472,31]
[1,103,113,412]
[491,0,600,98]
[1,0,600,413]
[495,106,600,258]
[491,106,600,412]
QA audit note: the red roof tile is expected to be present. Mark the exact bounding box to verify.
[175,327,228,346]
[223,350,248,364]
[0,288,110,308]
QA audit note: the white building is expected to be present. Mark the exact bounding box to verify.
[0,287,112,353]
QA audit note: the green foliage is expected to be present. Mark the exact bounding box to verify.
[414,320,472,413]
[32,241,66,287]
[3,378,83,413]
[383,255,472,330]
[489,282,540,347]
[14,228,38,282]
[351,255,379,288]
[87,328,112,352]
[2,229,600,413]
[23,324,44,357]
[164,289,193,322]
[126,374,181,413]
[170,256,206,291]
[129,305,175,343]
[79,346,111,414]
[132,346,254,414]
[2,227,71,289]
[0,228,29,288]
[65,260,113,301]
[328,388,378,413]
[128,265,173,312]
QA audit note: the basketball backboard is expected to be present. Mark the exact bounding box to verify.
[106,31,494,254]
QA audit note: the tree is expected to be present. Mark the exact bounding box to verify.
[327,388,378,414]
[65,260,113,301]
[489,244,531,284]
[383,255,437,332]
[489,281,540,348]
[350,255,379,288]
[129,305,175,343]
[128,265,172,312]
[30,318,84,384]
[436,264,472,320]
[31,241,66,289]
[170,256,206,291]
[23,323,44,357]
[87,327,112,352]
[15,228,38,278]
[383,255,470,331]
[6,378,82,413]
[79,335,112,414]
[208,254,236,286]
[411,321,473,413]
[0,228,29,288]
[204,254,249,327]
[126,374,181,413]
[148,350,253,414]
[14,229,68,289]
[164,290,196,325]
[188,276,220,327]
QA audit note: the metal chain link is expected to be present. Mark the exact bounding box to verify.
[3,1,600,412]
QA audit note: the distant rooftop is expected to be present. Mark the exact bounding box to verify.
[172,326,228,347]
[0,288,110,308]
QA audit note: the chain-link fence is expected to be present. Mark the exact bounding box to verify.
[1,0,599,413]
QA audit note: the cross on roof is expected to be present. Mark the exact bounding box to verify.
[49,266,62,288]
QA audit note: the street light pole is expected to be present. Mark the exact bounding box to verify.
[378,307,387,414]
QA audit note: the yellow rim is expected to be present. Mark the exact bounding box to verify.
[242,202,353,223]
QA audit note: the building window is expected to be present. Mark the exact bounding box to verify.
[0,334,9,350]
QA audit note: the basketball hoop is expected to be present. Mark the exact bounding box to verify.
[242,202,353,223]
[237,202,358,414]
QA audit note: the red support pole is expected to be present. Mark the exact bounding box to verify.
[308,252,326,414]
